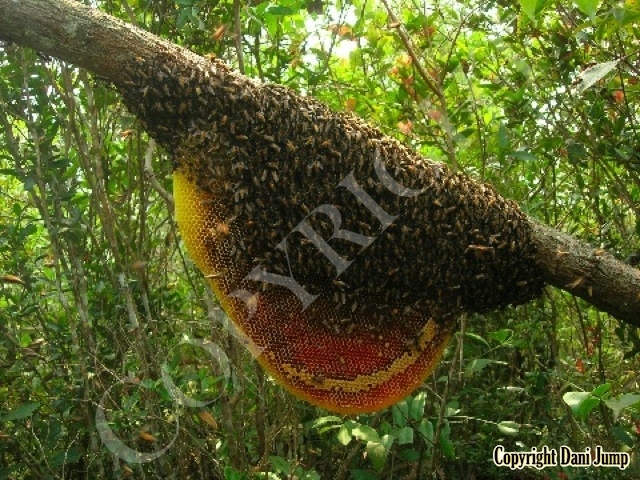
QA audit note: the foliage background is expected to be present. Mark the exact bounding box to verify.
[1,0,640,478]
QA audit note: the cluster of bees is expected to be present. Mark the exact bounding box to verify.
[117,52,545,355]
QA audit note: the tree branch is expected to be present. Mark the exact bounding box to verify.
[0,0,639,326]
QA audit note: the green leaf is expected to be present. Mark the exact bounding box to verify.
[265,4,295,16]
[140,378,155,389]
[509,151,538,162]
[301,471,321,480]
[497,421,520,436]
[489,329,512,345]
[605,394,640,422]
[563,391,601,418]
[352,424,380,443]
[0,402,40,422]
[19,333,32,348]
[499,386,526,393]
[575,0,600,19]
[300,470,321,480]
[337,424,352,445]
[466,358,507,374]
[577,60,619,94]
[464,332,489,347]
[269,456,291,475]
[591,383,611,398]
[563,391,590,415]
[611,426,635,448]
[349,469,380,480]
[519,0,538,20]
[392,400,408,427]
[23,174,36,191]
[18,224,36,242]
[0,168,20,178]
[312,416,343,429]
[497,125,509,150]
[398,449,420,462]
[410,392,426,421]
[223,466,242,480]
[49,447,82,467]
[366,444,386,473]
[580,396,601,418]
[439,421,455,459]
[366,434,393,472]
[417,419,434,444]
[397,426,414,445]
[519,0,546,20]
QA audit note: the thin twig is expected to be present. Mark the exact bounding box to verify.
[430,314,465,474]
[233,0,245,75]
[143,139,174,209]
[380,0,439,96]
[380,0,458,169]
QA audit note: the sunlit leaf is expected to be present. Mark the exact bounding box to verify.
[519,0,539,20]
[352,424,380,443]
[337,424,352,445]
[410,392,426,421]
[366,434,393,472]
[605,394,640,422]
[575,0,600,18]
[563,391,591,415]
[497,421,520,436]
[397,426,414,445]
[576,60,619,94]
[312,416,342,429]
[392,400,408,427]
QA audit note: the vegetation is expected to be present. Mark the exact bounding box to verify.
[1,0,639,478]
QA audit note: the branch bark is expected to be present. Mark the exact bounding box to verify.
[0,0,639,325]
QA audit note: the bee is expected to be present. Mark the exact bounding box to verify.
[332,279,349,290]
[234,188,248,202]
[464,244,495,256]
[286,140,297,152]
[205,271,226,279]
[308,161,323,174]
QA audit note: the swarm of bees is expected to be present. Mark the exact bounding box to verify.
[117,53,545,412]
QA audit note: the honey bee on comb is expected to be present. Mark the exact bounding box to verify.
[117,54,544,413]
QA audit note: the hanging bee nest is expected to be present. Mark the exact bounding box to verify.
[118,54,545,413]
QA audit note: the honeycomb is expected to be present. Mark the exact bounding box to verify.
[119,54,544,413]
